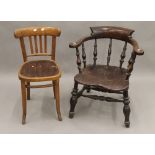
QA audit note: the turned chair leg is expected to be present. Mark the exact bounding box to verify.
[69,81,78,118]
[52,81,56,99]
[21,80,27,124]
[27,82,30,100]
[123,90,131,128]
[86,86,91,93]
[54,79,62,121]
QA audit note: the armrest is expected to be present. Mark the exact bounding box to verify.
[129,38,144,55]
[69,36,93,48]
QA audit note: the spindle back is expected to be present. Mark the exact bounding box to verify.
[69,26,144,79]
[14,27,61,62]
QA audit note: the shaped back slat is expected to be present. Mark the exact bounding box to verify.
[28,36,34,54]
[44,35,47,53]
[14,27,61,61]
[39,35,43,53]
[34,36,38,53]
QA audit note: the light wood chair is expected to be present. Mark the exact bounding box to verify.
[14,27,62,124]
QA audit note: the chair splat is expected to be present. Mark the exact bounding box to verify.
[107,38,112,66]
[76,47,82,73]
[82,43,86,68]
[93,39,97,66]
[120,42,127,68]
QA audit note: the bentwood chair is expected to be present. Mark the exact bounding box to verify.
[69,26,144,128]
[14,27,62,124]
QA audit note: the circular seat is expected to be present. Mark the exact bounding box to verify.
[19,60,61,82]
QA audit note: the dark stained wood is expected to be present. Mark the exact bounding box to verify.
[107,38,112,66]
[76,47,82,73]
[82,43,86,68]
[69,26,144,128]
[93,39,97,66]
[14,27,62,124]
[75,65,129,91]
[123,90,130,128]
[120,42,127,68]
[90,26,134,41]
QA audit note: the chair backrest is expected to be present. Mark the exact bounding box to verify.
[69,26,144,80]
[14,27,61,62]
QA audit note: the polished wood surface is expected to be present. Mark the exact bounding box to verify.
[75,65,128,91]
[19,60,60,82]
[69,26,144,128]
[15,26,62,124]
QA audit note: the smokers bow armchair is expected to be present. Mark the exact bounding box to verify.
[69,26,144,128]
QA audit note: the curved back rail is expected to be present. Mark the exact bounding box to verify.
[14,27,61,62]
[69,26,144,79]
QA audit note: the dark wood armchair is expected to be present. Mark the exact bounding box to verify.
[69,26,144,128]
[14,27,62,124]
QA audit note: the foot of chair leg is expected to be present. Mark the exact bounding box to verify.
[22,113,26,125]
[123,90,131,128]
[69,81,78,119]
[58,113,62,121]
[86,86,91,93]
[69,112,75,119]
[124,121,130,128]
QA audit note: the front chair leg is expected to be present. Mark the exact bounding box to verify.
[52,81,56,99]
[27,82,30,100]
[54,79,62,121]
[69,81,78,118]
[21,80,27,124]
[123,90,131,128]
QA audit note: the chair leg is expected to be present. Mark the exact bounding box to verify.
[86,86,91,93]
[123,90,131,128]
[54,79,62,121]
[69,81,78,118]
[21,80,27,124]
[52,81,56,99]
[27,82,30,100]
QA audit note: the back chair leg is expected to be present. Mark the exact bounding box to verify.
[27,82,30,100]
[54,79,62,121]
[52,81,56,99]
[123,90,131,128]
[21,80,27,124]
[69,81,78,118]
[86,86,91,93]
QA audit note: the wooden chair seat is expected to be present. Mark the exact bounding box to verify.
[19,60,61,82]
[75,65,128,91]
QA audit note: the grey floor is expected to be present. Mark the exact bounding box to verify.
[0,72,154,133]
